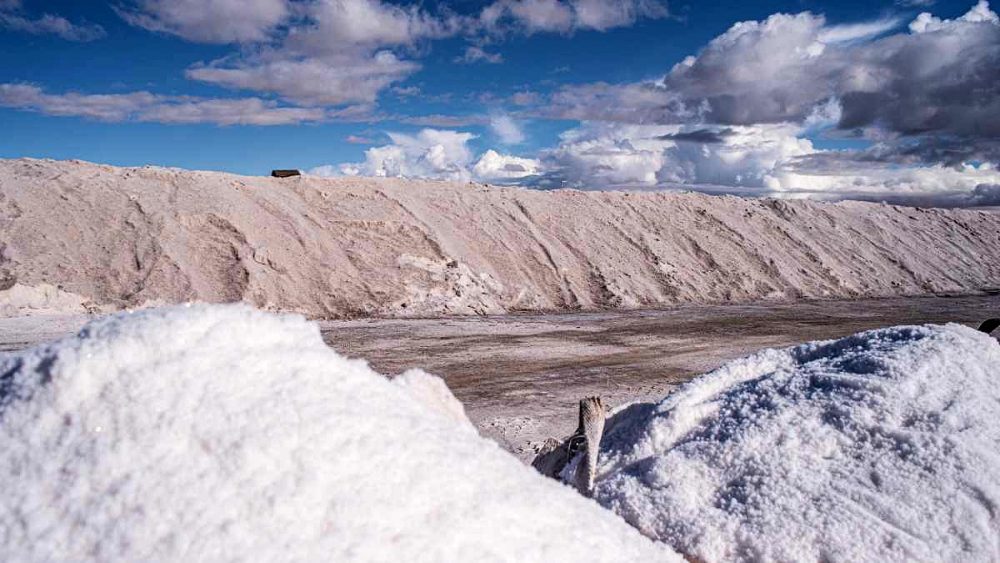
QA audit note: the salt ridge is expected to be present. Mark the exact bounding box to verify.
[0,158,998,318]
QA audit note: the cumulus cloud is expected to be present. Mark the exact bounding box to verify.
[480,0,667,34]
[314,128,541,183]
[545,2,987,133]
[473,150,542,180]
[524,120,1000,205]
[850,2,1000,139]
[530,122,814,188]
[0,83,327,126]
[539,124,670,186]
[330,129,478,181]
[312,118,1000,206]
[521,0,1000,202]
[116,0,289,43]
[548,1,1000,142]
[0,2,105,41]
[490,114,526,144]
[768,149,1000,198]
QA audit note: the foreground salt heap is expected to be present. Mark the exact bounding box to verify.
[594,323,1000,561]
[0,305,676,561]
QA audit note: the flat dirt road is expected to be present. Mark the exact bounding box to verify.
[0,294,996,461]
[320,294,1000,459]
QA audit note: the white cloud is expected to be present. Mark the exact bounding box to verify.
[766,156,1000,200]
[537,122,811,188]
[309,120,1000,206]
[490,114,525,144]
[536,0,1000,194]
[506,0,574,32]
[138,98,328,126]
[455,46,504,64]
[816,17,900,43]
[315,128,541,183]
[481,0,667,34]
[182,0,464,108]
[316,122,798,188]
[187,52,419,106]
[659,11,848,125]
[330,129,478,181]
[113,0,668,115]
[909,0,998,32]
[0,3,105,42]
[117,0,290,43]
[542,123,670,186]
[0,83,327,126]
[572,0,668,31]
[473,150,542,181]
[289,0,457,52]
[531,120,1000,205]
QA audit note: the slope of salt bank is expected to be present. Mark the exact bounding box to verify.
[0,305,678,562]
[3,158,1000,318]
[592,323,1000,562]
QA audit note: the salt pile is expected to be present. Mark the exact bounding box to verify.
[0,305,676,561]
[593,323,1000,561]
[2,158,1000,319]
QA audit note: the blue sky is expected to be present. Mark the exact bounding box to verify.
[0,0,998,204]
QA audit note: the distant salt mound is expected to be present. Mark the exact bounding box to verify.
[0,305,676,562]
[594,323,1000,561]
[2,158,1000,319]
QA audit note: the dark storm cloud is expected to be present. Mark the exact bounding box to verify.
[781,137,1000,171]
[545,2,1000,166]
[655,128,734,143]
[666,2,1000,138]
[970,183,1000,205]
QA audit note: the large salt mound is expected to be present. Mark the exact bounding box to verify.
[0,305,677,562]
[594,323,1000,561]
[2,158,1000,318]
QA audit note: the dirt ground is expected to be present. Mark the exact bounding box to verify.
[319,294,1000,459]
[0,294,996,461]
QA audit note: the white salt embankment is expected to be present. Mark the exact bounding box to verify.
[0,158,998,318]
[0,304,679,562]
[3,304,999,561]
[590,323,1000,562]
